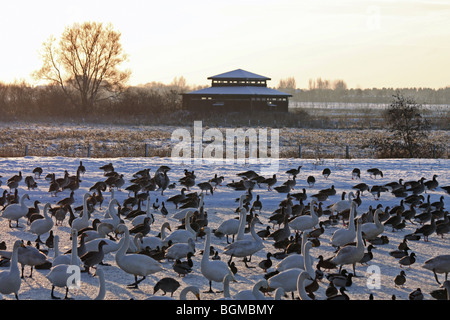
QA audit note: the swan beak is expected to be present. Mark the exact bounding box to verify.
[195,293,201,300]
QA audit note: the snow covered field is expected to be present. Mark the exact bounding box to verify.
[0,155,448,301]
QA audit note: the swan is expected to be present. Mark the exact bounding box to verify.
[165,238,196,261]
[0,240,22,299]
[52,229,82,267]
[288,200,318,233]
[72,193,91,231]
[163,211,196,245]
[328,192,355,214]
[297,270,313,300]
[276,236,314,275]
[216,274,234,300]
[234,279,268,300]
[361,208,385,240]
[82,222,114,243]
[223,217,264,264]
[84,237,120,255]
[201,227,234,293]
[330,202,357,248]
[214,206,246,244]
[330,218,365,276]
[93,268,106,300]
[1,193,29,227]
[136,222,171,250]
[101,199,121,229]
[29,203,54,244]
[114,224,163,289]
[131,196,155,227]
[422,255,450,284]
[268,268,304,296]
[147,285,200,300]
[0,242,47,279]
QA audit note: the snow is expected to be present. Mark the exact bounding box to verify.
[0,156,448,301]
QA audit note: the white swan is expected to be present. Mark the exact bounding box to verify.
[297,270,313,300]
[275,232,309,272]
[330,218,365,276]
[137,222,171,250]
[94,268,106,300]
[84,237,120,255]
[0,240,22,299]
[52,229,82,267]
[422,255,450,284]
[101,199,121,229]
[289,200,318,233]
[29,203,54,243]
[328,192,355,214]
[268,268,304,294]
[163,211,196,245]
[201,227,234,293]
[2,193,29,227]
[216,274,234,300]
[146,285,200,300]
[214,207,246,244]
[114,224,163,288]
[234,279,268,300]
[72,193,91,231]
[223,216,264,264]
[131,196,154,227]
[165,238,195,261]
[330,202,357,248]
[82,222,114,243]
[361,208,385,240]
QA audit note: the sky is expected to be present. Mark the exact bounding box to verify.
[1,0,450,89]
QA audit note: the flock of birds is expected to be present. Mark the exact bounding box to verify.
[0,159,448,301]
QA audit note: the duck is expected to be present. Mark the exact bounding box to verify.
[114,224,164,289]
[173,255,193,277]
[394,270,406,287]
[359,244,375,265]
[327,287,350,300]
[409,288,424,300]
[234,279,268,300]
[330,218,365,276]
[330,202,357,249]
[288,200,318,233]
[399,252,416,268]
[422,254,450,284]
[1,193,30,228]
[201,227,234,293]
[29,203,54,244]
[0,240,22,300]
[258,252,273,272]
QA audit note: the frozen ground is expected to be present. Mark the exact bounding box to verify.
[0,156,448,301]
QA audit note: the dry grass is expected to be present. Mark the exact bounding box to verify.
[0,122,448,159]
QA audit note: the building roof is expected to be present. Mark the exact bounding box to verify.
[207,69,271,80]
[183,85,292,97]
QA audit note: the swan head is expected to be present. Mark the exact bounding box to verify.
[116,224,128,235]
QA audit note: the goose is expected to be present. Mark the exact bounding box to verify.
[286,165,302,177]
[72,193,91,232]
[367,168,383,179]
[167,188,187,209]
[422,255,450,284]
[361,208,384,241]
[424,174,439,191]
[234,279,268,300]
[288,200,318,233]
[80,240,108,274]
[0,240,22,299]
[322,168,331,179]
[200,227,234,293]
[165,238,195,261]
[147,285,200,300]
[1,193,30,228]
[99,163,114,176]
[330,218,365,276]
[352,168,361,180]
[297,270,313,300]
[114,224,163,289]
[163,211,196,245]
[330,202,357,249]
[223,217,264,265]
[261,174,277,191]
[197,182,214,195]
[209,174,224,190]
[413,216,436,242]
[29,203,54,244]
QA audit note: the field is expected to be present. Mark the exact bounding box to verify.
[0,155,448,301]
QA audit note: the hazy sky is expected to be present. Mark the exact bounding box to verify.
[1,0,449,89]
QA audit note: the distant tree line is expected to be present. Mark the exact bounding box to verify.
[277,77,450,105]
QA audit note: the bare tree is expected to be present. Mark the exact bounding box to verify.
[33,21,130,112]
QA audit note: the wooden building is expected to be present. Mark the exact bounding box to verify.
[182,69,291,113]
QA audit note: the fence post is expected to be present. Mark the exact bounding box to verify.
[25,145,29,156]
[346,145,350,159]
[87,145,91,158]
[145,144,149,157]
[298,145,302,159]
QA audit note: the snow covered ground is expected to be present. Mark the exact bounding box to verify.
[0,155,448,301]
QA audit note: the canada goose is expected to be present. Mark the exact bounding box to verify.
[424,174,439,191]
[286,166,302,177]
[413,216,436,241]
[261,174,277,191]
[209,174,224,190]
[367,168,383,179]
[197,182,214,195]
[99,163,114,175]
